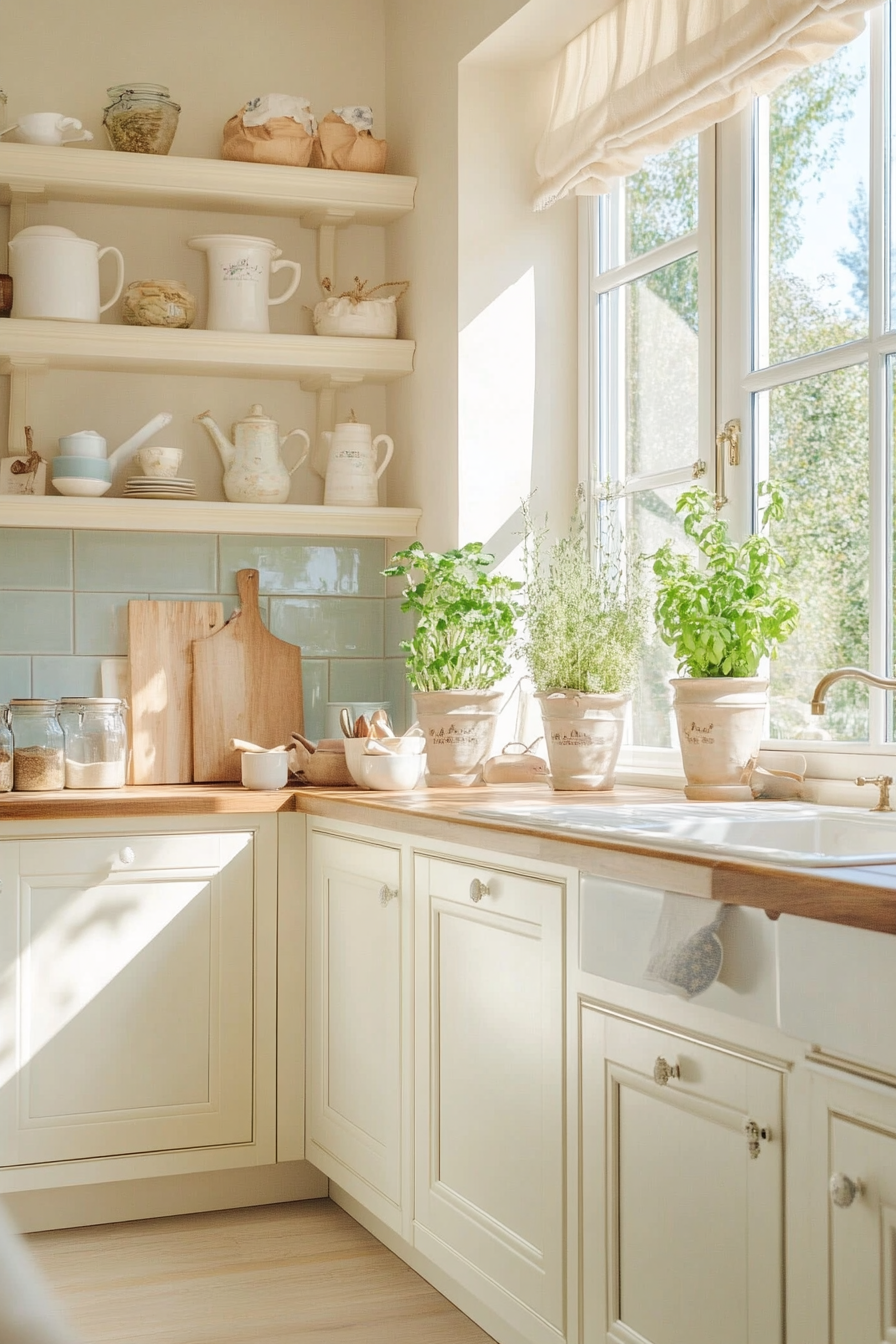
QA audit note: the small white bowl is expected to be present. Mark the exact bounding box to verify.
[344,736,425,789]
[359,751,426,791]
[241,750,289,790]
[52,476,112,497]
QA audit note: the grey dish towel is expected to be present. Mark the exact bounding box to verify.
[644,893,730,999]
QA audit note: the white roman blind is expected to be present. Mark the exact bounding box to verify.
[534,0,870,208]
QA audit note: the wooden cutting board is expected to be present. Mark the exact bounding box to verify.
[128,600,225,785]
[192,568,304,782]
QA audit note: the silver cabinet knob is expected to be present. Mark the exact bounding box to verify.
[379,884,398,906]
[119,847,135,866]
[830,1172,864,1208]
[653,1056,680,1087]
[469,878,490,903]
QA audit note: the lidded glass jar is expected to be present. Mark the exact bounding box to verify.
[0,706,12,793]
[103,83,180,155]
[9,700,64,792]
[59,698,127,790]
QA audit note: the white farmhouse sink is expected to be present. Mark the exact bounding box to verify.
[461,801,896,868]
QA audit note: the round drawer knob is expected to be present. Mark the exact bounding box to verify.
[830,1172,864,1208]
[653,1056,680,1087]
[379,884,398,906]
[469,878,490,903]
[119,847,135,866]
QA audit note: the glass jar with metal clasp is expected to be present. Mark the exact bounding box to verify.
[58,697,127,790]
[9,699,64,791]
[0,705,12,792]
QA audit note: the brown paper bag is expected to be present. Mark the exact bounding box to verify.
[222,111,315,167]
[310,112,388,173]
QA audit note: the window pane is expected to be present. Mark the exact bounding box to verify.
[625,137,698,261]
[764,31,869,366]
[619,254,699,478]
[762,365,870,741]
[627,484,691,747]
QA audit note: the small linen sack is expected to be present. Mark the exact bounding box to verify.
[222,107,315,167]
[311,112,387,173]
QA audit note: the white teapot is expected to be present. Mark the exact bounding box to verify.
[315,419,394,507]
[195,403,310,504]
[9,225,124,322]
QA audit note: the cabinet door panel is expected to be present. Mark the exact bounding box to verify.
[830,1115,896,1344]
[415,854,564,1336]
[581,1005,784,1344]
[307,831,402,1220]
[0,831,256,1166]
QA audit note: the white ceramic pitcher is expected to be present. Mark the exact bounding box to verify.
[9,225,124,322]
[187,234,301,333]
[316,421,394,506]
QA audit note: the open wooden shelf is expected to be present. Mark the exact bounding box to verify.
[0,142,417,225]
[0,495,422,538]
[0,320,415,388]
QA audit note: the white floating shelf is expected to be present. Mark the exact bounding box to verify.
[0,142,417,225]
[0,320,415,387]
[0,495,421,538]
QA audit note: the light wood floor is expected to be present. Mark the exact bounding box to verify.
[27,1198,495,1343]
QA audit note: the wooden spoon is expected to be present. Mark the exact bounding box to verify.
[353,714,370,738]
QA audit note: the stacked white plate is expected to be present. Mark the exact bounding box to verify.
[124,476,197,500]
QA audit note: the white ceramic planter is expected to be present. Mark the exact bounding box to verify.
[535,690,629,791]
[672,676,768,799]
[412,689,503,786]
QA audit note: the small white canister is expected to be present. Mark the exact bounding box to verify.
[9,226,125,323]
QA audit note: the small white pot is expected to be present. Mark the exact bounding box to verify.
[672,677,768,799]
[240,750,289,790]
[535,690,629,791]
[412,689,503,787]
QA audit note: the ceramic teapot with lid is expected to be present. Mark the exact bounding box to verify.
[314,418,394,506]
[9,225,125,322]
[195,403,311,504]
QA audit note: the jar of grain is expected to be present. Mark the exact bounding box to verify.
[0,706,12,793]
[103,83,180,155]
[59,698,127,789]
[9,700,64,791]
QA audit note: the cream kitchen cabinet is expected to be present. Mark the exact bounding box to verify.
[414,852,566,1344]
[828,1113,896,1343]
[305,825,406,1232]
[580,1004,785,1344]
[0,817,279,1186]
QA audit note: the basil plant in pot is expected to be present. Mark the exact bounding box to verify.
[651,483,799,799]
[519,494,647,790]
[384,541,522,786]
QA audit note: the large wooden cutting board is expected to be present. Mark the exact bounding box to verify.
[192,569,304,782]
[128,600,225,785]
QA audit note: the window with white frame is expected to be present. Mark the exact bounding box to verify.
[588,4,896,758]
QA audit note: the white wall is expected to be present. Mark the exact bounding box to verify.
[0,0,389,500]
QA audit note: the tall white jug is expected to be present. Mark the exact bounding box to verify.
[317,421,394,506]
[187,234,301,333]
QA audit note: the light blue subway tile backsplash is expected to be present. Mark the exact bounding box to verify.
[75,593,146,656]
[385,596,415,655]
[269,598,384,658]
[0,529,72,589]
[0,657,32,701]
[33,657,103,699]
[329,659,385,703]
[75,532,218,593]
[0,591,73,654]
[301,659,329,742]
[219,536,385,597]
[384,658,413,735]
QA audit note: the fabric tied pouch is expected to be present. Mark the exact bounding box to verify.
[645,893,730,999]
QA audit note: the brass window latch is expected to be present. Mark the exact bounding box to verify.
[714,419,740,511]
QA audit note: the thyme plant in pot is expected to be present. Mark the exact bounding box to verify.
[520,495,647,790]
[651,483,799,799]
[384,541,522,786]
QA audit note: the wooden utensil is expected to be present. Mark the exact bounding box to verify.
[192,568,304,782]
[128,599,225,784]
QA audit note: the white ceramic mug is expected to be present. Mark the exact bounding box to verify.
[187,234,301,333]
[241,751,289,790]
[137,446,183,479]
[1,114,94,146]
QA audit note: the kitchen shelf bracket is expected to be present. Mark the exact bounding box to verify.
[1,355,48,453]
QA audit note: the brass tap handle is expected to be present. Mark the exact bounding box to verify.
[856,775,894,812]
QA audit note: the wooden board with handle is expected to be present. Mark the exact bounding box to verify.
[128,600,225,785]
[192,569,304,782]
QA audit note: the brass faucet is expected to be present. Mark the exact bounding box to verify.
[856,776,894,812]
[810,667,896,716]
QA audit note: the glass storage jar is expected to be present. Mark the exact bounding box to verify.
[0,706,12,793]
[9,700,64,791]
[59,698,127,789]
[103,83,180,155]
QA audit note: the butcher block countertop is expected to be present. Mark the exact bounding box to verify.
[2,781,896,935]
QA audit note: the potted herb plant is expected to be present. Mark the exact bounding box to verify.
[384,541,522,785]
[651,482,799,798]
[519,494,647,790]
